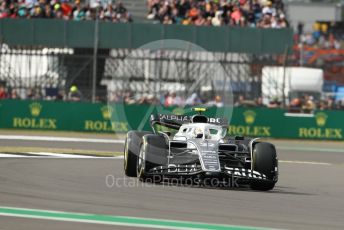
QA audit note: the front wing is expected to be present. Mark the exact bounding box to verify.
[148,164,271,182]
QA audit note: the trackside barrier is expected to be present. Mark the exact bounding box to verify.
[0,19,292,54]
[0,100,342,140]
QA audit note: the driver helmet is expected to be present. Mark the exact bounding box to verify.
[194,127,203,138]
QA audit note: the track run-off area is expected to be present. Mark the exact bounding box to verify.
[0,132,344,230]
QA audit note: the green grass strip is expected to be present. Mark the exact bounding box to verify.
[0,206,273,230]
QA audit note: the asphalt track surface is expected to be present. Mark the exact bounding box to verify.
[0,136,344,230]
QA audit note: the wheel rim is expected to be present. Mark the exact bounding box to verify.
[124,139,128,170]
[137,146,145,176]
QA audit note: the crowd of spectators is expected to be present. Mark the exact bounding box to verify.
[0,85,20,99]
[147,0,288,28]
[295,22,344,50]
[287,95,344,112]
[234,94,344,111]
[0,0,133,23]
[2,85,344,111]
[109,90,225,107]
[0,85,65,100]
[0,85,226,107]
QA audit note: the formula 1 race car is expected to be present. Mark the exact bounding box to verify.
[124,108,278,191]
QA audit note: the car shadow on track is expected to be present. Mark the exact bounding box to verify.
[142,181,315,196]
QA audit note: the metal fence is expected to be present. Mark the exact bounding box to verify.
[0,45,291,104]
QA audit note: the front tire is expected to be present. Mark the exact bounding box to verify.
[124,131,151,177]
[250,142,278,191]
[137,135,168,182]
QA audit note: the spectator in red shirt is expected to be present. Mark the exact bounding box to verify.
[0,86,7,99]
[231,6,241,25]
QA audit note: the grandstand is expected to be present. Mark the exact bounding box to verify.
[122,0,148,22]
[0,0,343,110]
[145,0,288,27]
[0,19,290,104]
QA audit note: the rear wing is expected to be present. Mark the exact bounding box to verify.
[150,114,184,130]
[150,114,228,130]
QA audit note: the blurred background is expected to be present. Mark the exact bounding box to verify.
[1,3,344,229]
[0,0,343,137]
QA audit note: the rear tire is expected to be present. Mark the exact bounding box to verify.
[124,131,151,177]
[137,135,168,182]
[250,142,278,191]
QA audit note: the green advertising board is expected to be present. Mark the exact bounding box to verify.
[0,100,342,140]
[227,108,343,140]
[0,100,129,133]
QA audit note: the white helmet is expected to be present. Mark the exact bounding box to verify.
[194,127,203,138]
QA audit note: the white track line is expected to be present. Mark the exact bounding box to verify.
[0,153,30,158]
[0,135,343,154]
[26,152,102,158]
[279,160,332,165]
[0,153,63,158]
[277,146,344,153]
[0,152,118,159]
[0,153,331,164]
[0,135,124,144]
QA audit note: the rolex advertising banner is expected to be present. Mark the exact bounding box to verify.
[226,108,343,140]
[0,100,342,140]
[0,100,130,133]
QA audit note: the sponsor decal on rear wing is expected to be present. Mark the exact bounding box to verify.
[151,114,228,127]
